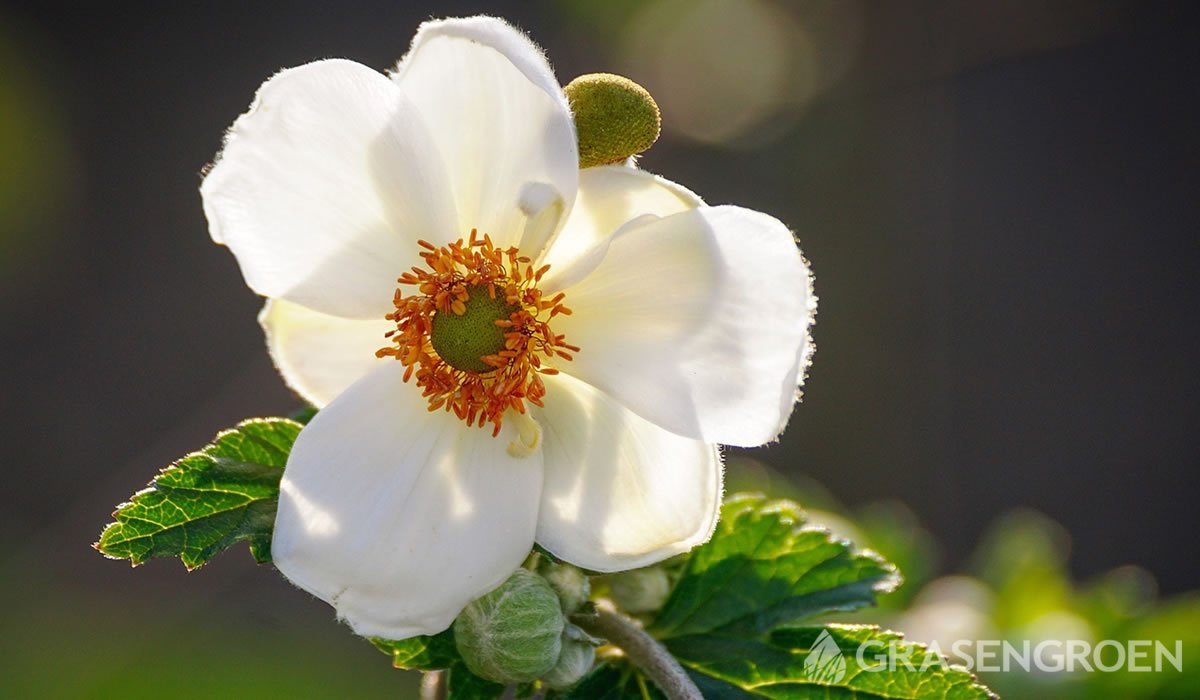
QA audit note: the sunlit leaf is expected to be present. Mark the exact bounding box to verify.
[371,630,460,671]
[651,494,901,639]
[95,418,299,569]
[564,625,995,699]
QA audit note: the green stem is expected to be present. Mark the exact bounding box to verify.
[573,602,702,700]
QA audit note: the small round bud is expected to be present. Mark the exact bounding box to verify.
[542,629,597,690]
[538,560,591,613]
[608,567,671,614]
[453,569,565,683]
[565,73,661,168]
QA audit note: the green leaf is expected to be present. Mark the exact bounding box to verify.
[558,496,998,699]
[651,494,902,639]
[95,418,300,569]
[289,405,318,424]
[561,663,664,699]
[372,632,509,699]
[564,626,995,700]
[446,662,507,699]
[371,630,459,671]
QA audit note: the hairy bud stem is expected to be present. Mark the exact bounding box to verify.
[573,601,701,700]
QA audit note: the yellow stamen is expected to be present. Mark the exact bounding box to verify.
[376,231,577,436]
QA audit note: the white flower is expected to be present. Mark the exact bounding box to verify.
[201,16,814,640]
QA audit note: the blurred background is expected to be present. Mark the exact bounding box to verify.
[1,0,1196,697]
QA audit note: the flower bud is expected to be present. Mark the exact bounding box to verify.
[608,567,671,614]
[565,73,661,168]
[453,569,565,683]
[538,559,591,613]
[542,627,598,690]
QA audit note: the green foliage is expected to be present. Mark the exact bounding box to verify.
[565,664,664,699]
[94,418,300,569]
[1112,596,1200,699]
[446,663,508,699]
[571,626,995,699]
[892,509,1200,700]
[96,419,1008,700]
[371,630,460,671]
[651,494,902,638]
[373,632,507,699]
[812,502,1200,699]
[559,495,994,699]
[289,405,318,424]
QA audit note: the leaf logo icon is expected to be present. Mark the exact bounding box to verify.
[803,629,848,684]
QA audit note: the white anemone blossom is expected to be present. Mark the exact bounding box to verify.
[201,16,814,639]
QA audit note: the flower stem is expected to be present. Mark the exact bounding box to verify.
[573,601,702,700]
[420,670,447,700]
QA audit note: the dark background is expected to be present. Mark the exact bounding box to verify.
[1,1,1197,696]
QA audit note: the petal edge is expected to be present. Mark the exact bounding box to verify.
[272,362,544,638]
[552,205,815,447]
[390,16,578,252]
[534,373,723,572]
[259,299,393,408]
[202,59,457,318]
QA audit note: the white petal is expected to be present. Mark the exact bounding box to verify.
[552,206,815,447]
[259,299,393,408]
[534,373,722,572]
[272,362,544,639]
[540,165,703,283]
[392,17,577,254]
[202,59,458,319]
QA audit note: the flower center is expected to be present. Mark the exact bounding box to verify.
[376,231,578,436]
[430,286,521,373]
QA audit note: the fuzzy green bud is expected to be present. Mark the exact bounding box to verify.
[542,626,598,690]
[538,560,591,613]
[453,569,565,683]
[608,567,671,614]
[565,73,661,168]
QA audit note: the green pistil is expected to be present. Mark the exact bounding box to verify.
[430,285,520,373]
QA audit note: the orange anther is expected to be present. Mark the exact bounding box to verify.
[377,231,577,435]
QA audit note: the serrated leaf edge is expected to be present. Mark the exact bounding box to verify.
[93,417,300,570]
